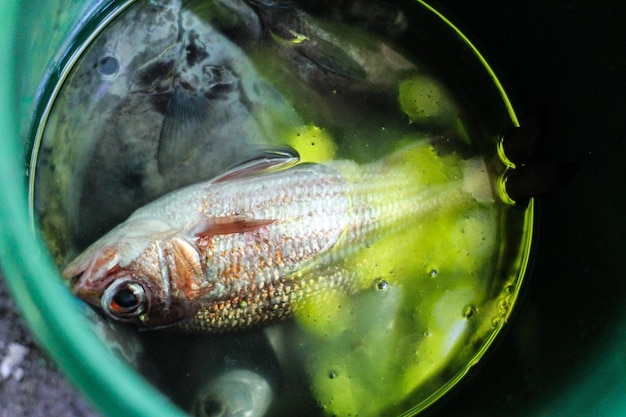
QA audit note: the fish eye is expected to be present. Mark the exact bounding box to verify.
[103,279,146,318]
[97,55,119,77]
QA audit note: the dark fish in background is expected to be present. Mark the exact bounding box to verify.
[42,0,300,247]
[242,0,416,136]
[248,0,414,92]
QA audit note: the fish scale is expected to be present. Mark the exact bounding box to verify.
[182,264,359,332]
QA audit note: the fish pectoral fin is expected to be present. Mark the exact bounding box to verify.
[211,147,300,183]
[192,216,276,239]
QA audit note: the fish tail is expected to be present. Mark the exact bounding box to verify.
[336,140,493,247]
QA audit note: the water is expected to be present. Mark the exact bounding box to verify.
[29,1,532,416]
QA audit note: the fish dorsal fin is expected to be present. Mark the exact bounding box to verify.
[192,216,276,239]
[211,147,300,183]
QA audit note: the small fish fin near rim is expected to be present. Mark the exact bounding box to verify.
[157,86,214,175]
[211,146,300,183]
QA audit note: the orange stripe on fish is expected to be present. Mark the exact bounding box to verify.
[193,216,276,239]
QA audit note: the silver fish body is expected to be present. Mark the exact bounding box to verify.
[64,143,492,332]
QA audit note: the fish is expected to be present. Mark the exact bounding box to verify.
[241,0,416,138]
[249,0,414,93]
[63,141,493,332]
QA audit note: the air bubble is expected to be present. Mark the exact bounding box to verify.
[97,56,119,76]
[429,268,438,277]
[463,305,475,319]
[375,278,389,291]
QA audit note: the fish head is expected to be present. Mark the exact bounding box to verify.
[63,218,191,328]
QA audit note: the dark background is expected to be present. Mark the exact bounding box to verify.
[1,1,624,416]
[425,1,626,416]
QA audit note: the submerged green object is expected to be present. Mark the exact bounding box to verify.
[399,74,458,125]
[293,141,507,417]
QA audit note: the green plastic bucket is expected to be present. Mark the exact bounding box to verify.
[0,3,180,416]
[1,1,621,417]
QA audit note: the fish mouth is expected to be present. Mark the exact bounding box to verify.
[72,286,105,310]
